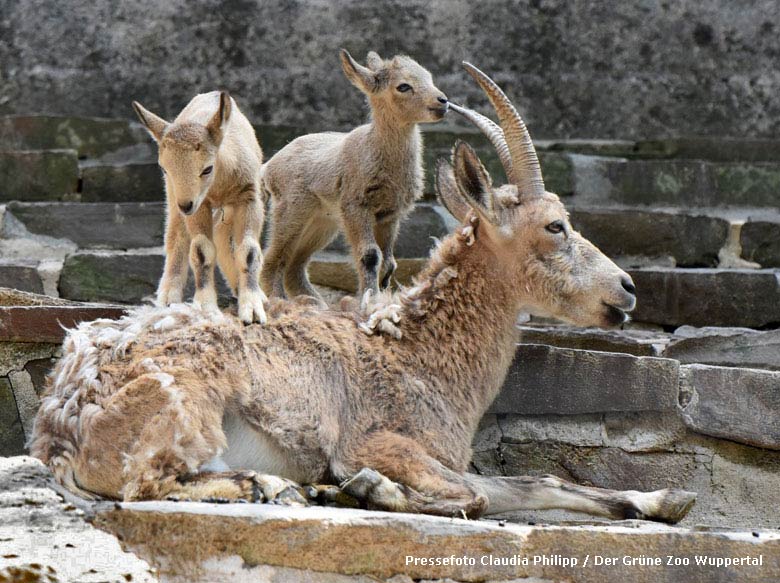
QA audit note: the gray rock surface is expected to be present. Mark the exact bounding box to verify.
[0,115,147,159]
[8,201,165,249]
[740,219,780,267]
[629,268,780,328]
[0,150,79,202]
[0,456,157,582]
[0,378,24,456]
[0,260,43,294]
[666,326,780,370]
[58,250,233,304]
[80,162,164,202]
[571,158,780,207]
[492,344,679,415]
[3,1,780,140]
[569,207,728,267]
[679,364,780,450]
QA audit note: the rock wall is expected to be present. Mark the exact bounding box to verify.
[1,0,780,138]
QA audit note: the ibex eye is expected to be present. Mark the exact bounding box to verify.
[201,165,214,176]
[396,83,412,93]
[546,220,565,234]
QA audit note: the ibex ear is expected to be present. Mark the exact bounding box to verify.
[435,159,471,223]
[452,141,497,223]
[340,49,377,93]
[366,51,384,71]
[132,101,169,143]
[206,91,232,144]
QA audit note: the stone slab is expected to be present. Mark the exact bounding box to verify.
[0,260,43,294]
[0,115,147,158]
[93,498,780,583]
[0,304,127,343]
[679,364,780,450]
[569,208,728,267]
[0,377,25,456]
[0,149,79,202]
[7,201,165,249]
[59,250,163,303]
[492,344,679,415]
[59,250,233,304]
[740,219,780,268]
[665,327,780,370]
[0,456,157,582]
[517,325,667,357]
[572,157,780,207]
[628,268,780,328]
[80,162,164,202]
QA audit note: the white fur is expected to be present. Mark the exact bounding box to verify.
[219,413,310,484]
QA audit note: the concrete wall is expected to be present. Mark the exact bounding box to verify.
[1,0,779,138]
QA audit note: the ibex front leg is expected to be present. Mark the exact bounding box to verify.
[232,194,267,324]
[465,473,696,524]
[186,203,219,315]
[157,199,190,305]
[344,206,382,298]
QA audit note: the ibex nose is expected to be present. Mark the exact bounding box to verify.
[179,201,194,215]
[437,96,448,104]
[621,276,636,296]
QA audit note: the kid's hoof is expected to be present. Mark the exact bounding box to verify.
[239,292,268,325]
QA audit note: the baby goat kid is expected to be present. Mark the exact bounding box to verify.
[260,50,448,302]
[133,91,267,324]
[31,64,695,525]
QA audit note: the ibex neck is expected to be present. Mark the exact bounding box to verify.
[397,231,521,419]
[369,106,418,146]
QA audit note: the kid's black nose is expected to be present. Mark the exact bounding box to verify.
[621,276,636,296]
[179,201,194,215]
[437,96,448,104]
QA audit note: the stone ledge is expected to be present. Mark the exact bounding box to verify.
[493,344,679,415]
[679,364,780,450]
[94,499,780,583]
[0,149,79,202]
[628,268,780,328]
[0,456,156,582]
[0,304,127,343]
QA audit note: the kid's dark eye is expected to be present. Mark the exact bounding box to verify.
[546,220,565,234]
[396,83,412,93]
[201,165,214,176]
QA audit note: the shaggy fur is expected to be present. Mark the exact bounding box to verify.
[133,91,267,324]
[260,50,448,302]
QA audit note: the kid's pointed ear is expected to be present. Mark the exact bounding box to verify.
[452,141,497,223]
[436,158,473,223]
[132,101,169,143]
[340,49,377,93]
[206,91,232,144]
[366,51,383,71]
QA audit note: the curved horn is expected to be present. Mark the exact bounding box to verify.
[448,102,514,183]
[462,62,545,197]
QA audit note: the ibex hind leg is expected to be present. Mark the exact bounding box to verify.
[283,215,339,304]
[340,431,487,518]
[169,471,307,506]
[466,473,696,524]
[260,197,307,299]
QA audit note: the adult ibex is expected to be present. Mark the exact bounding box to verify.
[30,63,695,524]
